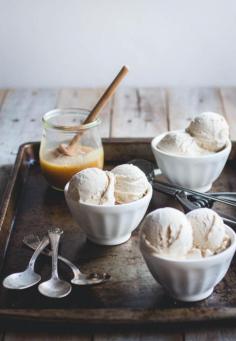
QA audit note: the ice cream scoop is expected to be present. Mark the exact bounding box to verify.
[140,207,193,258]
[187,208,230,256]
[157,131,208,156]
[67,168,115,205]
[186,112,229,152]
[111,164,149,204]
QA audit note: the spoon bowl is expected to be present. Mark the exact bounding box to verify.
[71,272,111,285]
[38,278,71,298]
[2,236,49,290]
[3,269,41,290]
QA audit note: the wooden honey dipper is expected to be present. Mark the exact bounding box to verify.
[58,65,129,156]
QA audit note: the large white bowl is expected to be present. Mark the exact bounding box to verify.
[140,225,236,302]
[64,183,153,246]
[151,131,231,192]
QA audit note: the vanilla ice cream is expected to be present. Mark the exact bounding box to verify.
[140,207,230,260]
[186,112,229,152]
[140,208,193,258]
[111,164,149,204]
[157,131,208,156]
[187,208,230,256]
[67,168,115,205]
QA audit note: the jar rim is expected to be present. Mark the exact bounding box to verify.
[42,108,101,132]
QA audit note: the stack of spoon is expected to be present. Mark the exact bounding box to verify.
[2,228,110,298]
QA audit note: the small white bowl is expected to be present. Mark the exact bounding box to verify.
[140,225,236,302]
[64,183,153,246]
[151,131,231,192]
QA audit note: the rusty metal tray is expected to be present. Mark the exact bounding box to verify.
[0,139,236,326]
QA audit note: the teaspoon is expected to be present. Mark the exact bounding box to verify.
[3,236,49,290]
[23,234,111,285]
[38,228,72,298]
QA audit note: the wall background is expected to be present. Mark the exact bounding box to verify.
[0,0,236,88]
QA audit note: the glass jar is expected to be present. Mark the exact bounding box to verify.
[39,108,104,190]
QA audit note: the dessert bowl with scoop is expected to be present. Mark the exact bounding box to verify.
[140,223,236,302]
[151,131,231,193]
[64,181,153,246]
[139,208,236,302]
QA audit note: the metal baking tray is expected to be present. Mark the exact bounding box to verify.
[0,139,235,325]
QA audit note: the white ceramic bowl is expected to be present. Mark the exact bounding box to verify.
[140,225,236,302]
[64,183,153,246]
[151,131,232,192]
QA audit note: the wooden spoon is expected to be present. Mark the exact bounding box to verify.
[58,65,129,156]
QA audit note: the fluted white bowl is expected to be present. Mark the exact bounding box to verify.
[140,225,236,302]
[151,131,231,192]
[64,183,153,245]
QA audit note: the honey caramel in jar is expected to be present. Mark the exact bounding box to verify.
[40,109,104,190]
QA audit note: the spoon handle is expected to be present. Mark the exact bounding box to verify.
[28,236,49,271]
[48,228,63,280]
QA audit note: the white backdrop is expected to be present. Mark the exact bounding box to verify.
[1,0,236,87]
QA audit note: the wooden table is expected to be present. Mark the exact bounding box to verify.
[0,87,236,340]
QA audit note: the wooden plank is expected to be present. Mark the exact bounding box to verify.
[94,331,182,341]
[167,88,224,130]
[219,87,236,141]
[4,331,92,341]
[185,327,236,341]
[139,333,183,341]
[94,332,139,341]
[2,329,183,341]
[185,330,219,341]
[218,328,236,341]
[0,330,4,341]
[111,87,167,137]
[0,89,58,165]
[0,89,58,198]
[58,88,111,137]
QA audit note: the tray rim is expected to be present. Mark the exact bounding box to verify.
[0,307,235,325]
[0,139,236,325]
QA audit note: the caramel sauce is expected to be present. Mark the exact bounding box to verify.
[40,146,104,190]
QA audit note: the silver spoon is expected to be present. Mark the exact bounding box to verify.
[38,228,72,298]
[23,234,110,285]
[2,236,49,290]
